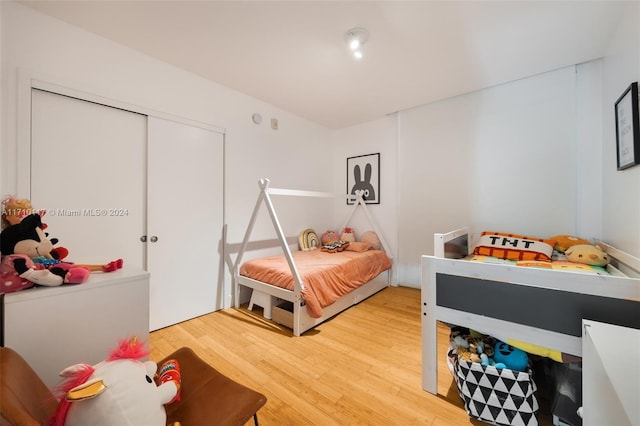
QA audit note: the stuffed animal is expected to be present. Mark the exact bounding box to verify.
[340,227,355,243]
[493,341,529,372]
[2,208,123,272]
[565,244,610,267]
[51,337,181,426]
[550,234,591,253]
[0,214,90,291]
[321,230,339,245]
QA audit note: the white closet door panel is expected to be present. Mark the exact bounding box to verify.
[30,89,146,268]
[147,117,223,330]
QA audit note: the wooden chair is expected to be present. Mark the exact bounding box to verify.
[158,347,267,426]
[0,346,267,426]
[0,347,58,425]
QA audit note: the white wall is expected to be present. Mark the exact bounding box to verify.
[0,1,333,306]
[602,1,640,256]
[2,1,637,296]
[329,115,399,285]
[396,64,606,287]
[575,60,604,239]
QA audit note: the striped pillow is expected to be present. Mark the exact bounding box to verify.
[473,231,556,262]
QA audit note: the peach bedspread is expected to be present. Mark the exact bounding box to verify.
[240,249,392,318]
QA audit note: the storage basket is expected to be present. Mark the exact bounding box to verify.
[448,348,539,426]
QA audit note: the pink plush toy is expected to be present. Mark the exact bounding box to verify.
[321,230,339,245]
[340,227,355,243]
[0,214,90,292]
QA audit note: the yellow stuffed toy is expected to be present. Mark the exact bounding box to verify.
[565,244,610,267]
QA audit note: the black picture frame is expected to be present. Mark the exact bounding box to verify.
[346,153,380,205]
[614,82,640,170]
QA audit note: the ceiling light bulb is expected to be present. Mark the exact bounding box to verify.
[345,27,369,58]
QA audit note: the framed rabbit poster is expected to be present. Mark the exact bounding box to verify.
[346,153,380,205]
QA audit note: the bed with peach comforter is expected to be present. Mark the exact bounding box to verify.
[240,249,392,318]
[233,178,393,336]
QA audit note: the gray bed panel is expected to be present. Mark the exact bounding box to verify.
[436,273,640,336]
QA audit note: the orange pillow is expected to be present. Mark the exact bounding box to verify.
[473,231,556,262]
[344,242,372,252]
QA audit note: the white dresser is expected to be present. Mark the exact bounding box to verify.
[1,268,150,390]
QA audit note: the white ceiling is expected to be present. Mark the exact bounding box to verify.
[20,1,630,129]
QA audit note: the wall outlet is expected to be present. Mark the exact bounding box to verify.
[271,118,278,130]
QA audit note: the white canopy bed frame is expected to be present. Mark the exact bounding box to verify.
[233,178,393,337]
[421,227,640,395]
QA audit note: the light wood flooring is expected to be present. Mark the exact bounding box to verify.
[150,286,553,425]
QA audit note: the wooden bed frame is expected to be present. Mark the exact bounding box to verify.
[233,178,393,337]
[421,227,640,395]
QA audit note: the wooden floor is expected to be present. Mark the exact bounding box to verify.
[150,286,553,426]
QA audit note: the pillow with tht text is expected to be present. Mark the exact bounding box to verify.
[473,231,556,262]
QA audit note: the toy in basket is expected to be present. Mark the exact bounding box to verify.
[448,328,539,426]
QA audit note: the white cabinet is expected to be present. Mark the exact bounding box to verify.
[1,269,150,390]
[29,88,224,331]
[582,320,640,426]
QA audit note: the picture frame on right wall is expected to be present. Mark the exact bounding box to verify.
[614,81,640,170]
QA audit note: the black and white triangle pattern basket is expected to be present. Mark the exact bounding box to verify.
[449,349,539,426]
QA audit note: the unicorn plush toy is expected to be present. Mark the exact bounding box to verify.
[51,337,180,426]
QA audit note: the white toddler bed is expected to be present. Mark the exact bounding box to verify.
[233,179,393,337]
[421,227,640,395]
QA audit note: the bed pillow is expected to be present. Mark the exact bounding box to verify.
[299,228,320,251]
[360,231,382,250]
[473,231,556,262]
[344,241,372,252]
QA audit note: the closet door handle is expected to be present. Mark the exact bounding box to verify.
[140,235,147,242]
[150,236,158,243]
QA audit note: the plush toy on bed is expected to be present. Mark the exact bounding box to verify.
[340,227,355,243]
[565,244,610,267]
[321,230,339,245]
[51,337,181,426]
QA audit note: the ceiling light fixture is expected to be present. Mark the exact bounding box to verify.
[345,27,369,60]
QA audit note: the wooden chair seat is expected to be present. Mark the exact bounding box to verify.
[158,347,267,426]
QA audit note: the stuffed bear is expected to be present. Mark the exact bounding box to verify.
[0,213,90,292]
[565,244,610,267]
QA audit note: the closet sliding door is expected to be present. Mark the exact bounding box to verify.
[30,89,146,268]
[30,89,224,331]
[147,117,224,330]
